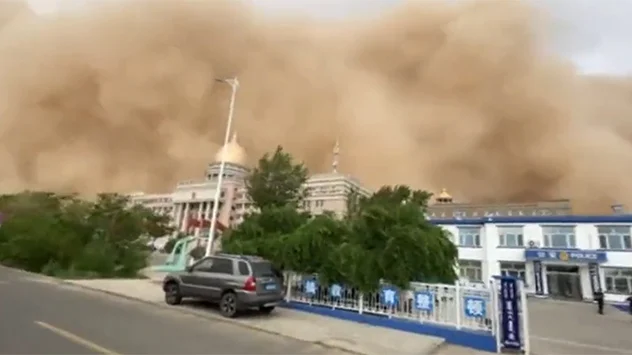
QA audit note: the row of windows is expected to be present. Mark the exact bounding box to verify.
[458,260,527,284]
[453,225,632,250]
[302,200,326,208]
[458,262,632,295]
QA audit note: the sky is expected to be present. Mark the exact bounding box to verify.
[25,0,632,76]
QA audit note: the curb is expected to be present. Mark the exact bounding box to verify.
[60,281,363,355]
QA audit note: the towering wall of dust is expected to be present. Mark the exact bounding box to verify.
[0,0,631,210]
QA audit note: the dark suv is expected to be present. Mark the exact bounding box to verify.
[162,253,284,318]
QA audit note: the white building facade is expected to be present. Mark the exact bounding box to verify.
[130,134,371,244]
[436,215,632,303]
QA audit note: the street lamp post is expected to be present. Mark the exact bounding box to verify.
[205,77,239,257]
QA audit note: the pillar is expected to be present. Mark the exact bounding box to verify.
[194,203,203,237]
[181,203,190,233]
[172,203,183,236]
[204,200,212,220]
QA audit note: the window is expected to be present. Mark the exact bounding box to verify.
[604,268,632,294]
[542,226,576,248]
[458,227,481,247]
[314,200,324,208]
[598,226,632,250]
[251,262,279,278]
[192,258,213,272]
[208,258,233,274]
[500,262,527,286]
[459,260,482,282]
[238,261,250,276]
[498,226,524,247]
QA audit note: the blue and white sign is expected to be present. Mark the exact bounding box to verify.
[414,291,434,312]
[500,277,522,350]
[588,263,601,294]
[464,297,487,318]
[304,279,318,296]
[381,285,399,307]
[525,249,607,263]
[330,284,343,298]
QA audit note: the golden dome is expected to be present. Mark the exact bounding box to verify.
[438,188,452,200]
[214,133,247,165]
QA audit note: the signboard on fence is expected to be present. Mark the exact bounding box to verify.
[500,277,522,350]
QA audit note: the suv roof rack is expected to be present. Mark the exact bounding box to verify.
[215,253,266,261]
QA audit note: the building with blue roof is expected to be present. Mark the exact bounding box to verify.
[430,212,632,303]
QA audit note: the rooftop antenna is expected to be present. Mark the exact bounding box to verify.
[332,138,340,173]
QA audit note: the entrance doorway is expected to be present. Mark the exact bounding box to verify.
[546,265,582,300]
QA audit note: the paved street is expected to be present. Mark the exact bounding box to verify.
[528,298,632,354]
[0,266,343,355]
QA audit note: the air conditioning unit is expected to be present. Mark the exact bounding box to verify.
[528,240,540,248]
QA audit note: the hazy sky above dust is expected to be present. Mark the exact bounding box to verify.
[26,0,632,76]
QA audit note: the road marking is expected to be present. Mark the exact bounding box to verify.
[34,321,121,355]
[531,335,632,354]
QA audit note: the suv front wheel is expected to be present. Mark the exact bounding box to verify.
[220,292,238,318]
[164,282,182,305]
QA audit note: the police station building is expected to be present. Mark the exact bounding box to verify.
[434,215,632,303]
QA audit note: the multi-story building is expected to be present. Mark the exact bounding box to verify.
[128,192,174,217]
[130,134,371,243]
[427,189,573,218]
[435,215,632,303]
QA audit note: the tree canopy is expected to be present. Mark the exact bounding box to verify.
[246,145,309,210]
[0,191,173,278]
[223,147,458,292]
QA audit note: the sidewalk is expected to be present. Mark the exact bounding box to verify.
[64,279,450,355]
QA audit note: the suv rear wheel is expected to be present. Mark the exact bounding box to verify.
[220,292,238,318]
[164,282,182,305]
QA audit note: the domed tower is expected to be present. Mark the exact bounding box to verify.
[214,133,247,166]
[435,188,453,204]
[206,133,250,181]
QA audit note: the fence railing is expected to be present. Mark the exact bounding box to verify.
[284,272,496,333]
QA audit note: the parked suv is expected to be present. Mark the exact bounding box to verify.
[162,253,284,318]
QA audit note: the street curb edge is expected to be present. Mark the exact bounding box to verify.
[60,281,364,355]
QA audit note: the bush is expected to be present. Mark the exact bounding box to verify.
[0,192,172,278]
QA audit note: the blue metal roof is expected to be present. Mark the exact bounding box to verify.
[429,215,632,225]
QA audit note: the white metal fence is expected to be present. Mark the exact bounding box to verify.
[283,273,530,353]
[284,273,496,333]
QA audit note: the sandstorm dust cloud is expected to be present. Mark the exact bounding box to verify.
[0,0,631,211]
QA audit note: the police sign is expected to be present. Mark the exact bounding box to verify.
[500,276,522,350]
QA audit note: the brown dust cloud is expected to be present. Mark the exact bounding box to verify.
[0,0,631,212]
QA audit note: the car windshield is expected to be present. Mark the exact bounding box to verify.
[251,262,278,277]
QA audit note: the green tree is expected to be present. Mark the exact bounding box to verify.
[223,146,311,268]
[0,191,172,278]
[282,212,350,284]
[224,147,458,292]
[344,187,362,221]
[340,186,458,291]
[222,206,309,268]
[246,145,309,210]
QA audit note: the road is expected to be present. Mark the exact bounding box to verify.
[0,266,343,355]
[528,297,632,355]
